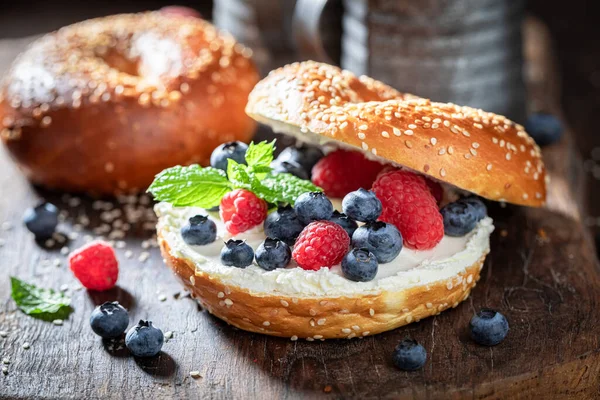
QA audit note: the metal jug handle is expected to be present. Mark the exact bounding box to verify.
[292,0,337,63]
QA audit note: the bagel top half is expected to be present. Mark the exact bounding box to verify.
[245,61,546,207]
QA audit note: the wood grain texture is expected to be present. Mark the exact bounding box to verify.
[1,20,600,400]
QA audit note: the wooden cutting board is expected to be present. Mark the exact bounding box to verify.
[1,22,599,400]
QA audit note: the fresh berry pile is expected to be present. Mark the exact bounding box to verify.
[220,189,268,235]
[69,241,119,291]
[372,169,444,250]
[312,149,385,197]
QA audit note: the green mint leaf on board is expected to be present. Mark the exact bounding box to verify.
[255,173,322,205]
[148,165,232,208]
[244,140,275,170]
[11,277,73,321]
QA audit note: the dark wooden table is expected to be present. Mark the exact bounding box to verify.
[1,24,600,400]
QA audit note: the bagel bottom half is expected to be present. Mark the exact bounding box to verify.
[157,228,487,340]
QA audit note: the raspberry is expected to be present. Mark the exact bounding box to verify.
[220,189,268,235]
[292,221,350,270]
[311,150,385,197]
[372,170,444,250]
[69,241,118,291]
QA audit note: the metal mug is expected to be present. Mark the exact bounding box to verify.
[293,0,527,122]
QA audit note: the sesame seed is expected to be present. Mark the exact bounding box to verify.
[443,120,450,127]
[369,308,375,316]
[317,318,326,326]
[464,153,471,159]
[408,124,417,129]
[2,357,9,364]
[438,148,446,155]
[314,335,323,340]
[158,294,167,302]
[446,281,453,290]
[52,319,63,326]
[342,328,352,334]
[189,276,196,285]
[371,148,377,155]
[426,302,433,309]
[506,153,511,160]
[430,137,437,145]
[357,132,366,139]
[306,337,314,341]
[472,142,480,148]
[393,128,401,136]
[486,163,493,171]
[405,140,413,148]
[0,331,8,338]
[190,370,202,378]
[404,129,414,135]
[309,309,317,316]
[164,331,173,341]
[280,300,289,307]
[467,275,473,284]
[448,146,454,154]
[359,125,368,130]
[470,148,477,156]
[381,131,389,138]
[522,193,529,200]
[2,367,7,375]
[361,142,369,150]
[362,331,370,336]
[440,168,446,177]
[352,325,360,331]
[340,121,348,129]
[224,299,233,306]
[406,315,413,323]
[217,292,225,298]
[291,335,298,341]
[263,321,270,326]
[23,342,30,350]
[402,308,410,313]
[347,333,356,339]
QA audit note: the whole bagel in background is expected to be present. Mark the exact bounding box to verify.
[0,12,258,195]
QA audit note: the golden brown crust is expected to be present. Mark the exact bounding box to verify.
[158,229,486,340]
[246,61,546,207]
[0,12,258,195]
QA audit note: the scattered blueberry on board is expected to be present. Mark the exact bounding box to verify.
[221,239,255,268]
[125,320,164,357]
[276,144,324,176]
[255,238,292,271]
[470,308,509,346]
[294,192,333,225]
[263,206,305,246]
[271,159,309,180]
[329,211,358,238]
[525,112,563,147]
[342,188,382,223]
[23,202,59,239]
[181,215,217,246]
[392,339,427,371]
[210,141,248,171]
[352,221,403,263]
[341,248,378,282]
[90,301,129,338]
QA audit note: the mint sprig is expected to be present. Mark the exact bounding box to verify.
[148,140,321,207]
[11,277,73,321]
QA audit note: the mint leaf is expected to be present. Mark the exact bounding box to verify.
[148,165,232,208]
[245,140,276,169]
[11,277,73,321]
[255,173,322,205]
[227,159,253,190]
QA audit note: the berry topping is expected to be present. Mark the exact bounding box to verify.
[294,192,333,225]
[392,339,427,371]
[425,178,444,204]
[210,141,248,171]
[341,248,378,282]
[263,206,305,246]
[220,239,254,268]
[125,320,164,357]
[181,215,217,245]
[351,221,403,263]
[219,189,268,235]
[23,202,59,239]
[255,238,292,271]
[68,241,118,291]
[461,196,487,221]
[329,211,358,238]
[440,198,483,237]
[469,309,509,346]
[525,112,563,147]
[292,221,350,271]
[311,149,385,197]
[90,301,129,338]
[277,144,324,174]
[342,188,382,222]
[271,159,309,180]
[372,169,444,250]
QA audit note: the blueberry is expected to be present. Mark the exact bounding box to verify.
[329,211,358,238]
[125,320,164,357]
[342,188,382,222]
[210,141,248,171]
[469,308,509,346]
[255,238,291,271]
[181,215,217,245]
[23,202,59,239]
[277,144,324,174]
[341,248,378,282]
[264,206,305,246]
[294,192,333,225]
[440,200,480,237]
[89,301,129,338]
[461,197,487,221]
[221,239,254,268]
[525,113,563,147]
[392,339,427,371]
[351,221,402,263]
[271,159,309,180]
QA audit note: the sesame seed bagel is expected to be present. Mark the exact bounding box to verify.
[0,12,258,195]
[246,61,546,207]
[158,225,488,340]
